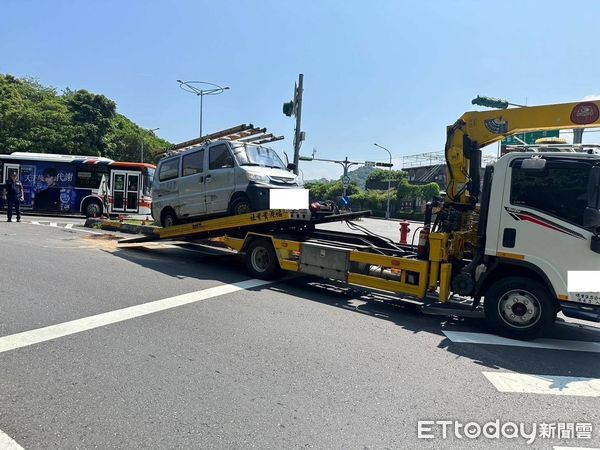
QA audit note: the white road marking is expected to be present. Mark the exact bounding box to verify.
[65,223,73,229]
[62,226,103,235]
[483,372,600,397]
[554,447,600,450]
[443,331,600,353]
[31,221,40,225]
[50,222,57,227]
[0,429,24,449]
[0,279,273,355]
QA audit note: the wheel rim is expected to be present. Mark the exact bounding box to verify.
[497,289,541,328]
[251,247,269,273]
[164,214,175,227]
[235,202,251,215]
[87,203,100,216]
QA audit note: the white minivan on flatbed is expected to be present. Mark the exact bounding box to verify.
[152,137,303,227]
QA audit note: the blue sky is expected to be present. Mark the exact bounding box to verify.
[1,0,599,180]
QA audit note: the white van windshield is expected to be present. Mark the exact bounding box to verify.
[232,144,287,170]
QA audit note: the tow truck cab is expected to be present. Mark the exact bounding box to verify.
[478,152,600,328]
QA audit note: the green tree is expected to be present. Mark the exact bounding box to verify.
[63,89,116,156]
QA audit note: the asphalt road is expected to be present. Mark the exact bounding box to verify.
[0,215,599,449]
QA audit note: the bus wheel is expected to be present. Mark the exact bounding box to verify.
[83,199,103,218]
[483,277,555,340]
[245,238,281,280]
[160,209,178,228]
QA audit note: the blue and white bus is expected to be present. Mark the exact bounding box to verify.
[0,152,155,216]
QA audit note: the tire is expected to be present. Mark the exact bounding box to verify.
[83,200,103,218]
[244,238,281,280]
[483,276,555,340]
[230,197,252,215]
[160,209,178,228]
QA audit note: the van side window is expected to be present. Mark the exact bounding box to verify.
[183,150,204,176]
[159,158,180,181]
[209,144,234,170]
[510,160,591,227]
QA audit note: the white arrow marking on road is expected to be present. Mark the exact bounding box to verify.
[0,279,273,355]
[0,429,24,450]
[443,331,600,353]
[483,372,600,397]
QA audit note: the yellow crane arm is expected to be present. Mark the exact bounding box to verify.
[445,100,600,205]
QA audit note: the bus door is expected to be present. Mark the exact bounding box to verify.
[111,170,140,213]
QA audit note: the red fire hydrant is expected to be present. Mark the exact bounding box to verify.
[399,220,410,244]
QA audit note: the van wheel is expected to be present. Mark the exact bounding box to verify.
[245,238,281,280]
[483,277,555,340]
[160,209,178,228]
[230,197,252,215]
[83,199,103,218]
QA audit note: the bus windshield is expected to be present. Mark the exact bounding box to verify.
[143,168,155,196]
[232,144,286,170]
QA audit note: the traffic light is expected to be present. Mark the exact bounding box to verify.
[283,101,294,117]
[471,95,509,109]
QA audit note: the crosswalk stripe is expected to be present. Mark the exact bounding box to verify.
[483,372,600,397]
[0,428,23,449]
[50,222,57,227]
[443,331,600,353]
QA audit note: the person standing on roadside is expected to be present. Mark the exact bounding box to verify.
[3,171,24,222]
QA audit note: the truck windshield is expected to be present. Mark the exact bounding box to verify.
[232,144,286,170]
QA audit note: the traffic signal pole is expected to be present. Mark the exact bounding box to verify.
[292,74,304,175]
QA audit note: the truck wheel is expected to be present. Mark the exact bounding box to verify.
[160,209,178,228]
[483,277,555,340]
[83,199,103,218]
[230,197,252,215]
[245,238,281,280]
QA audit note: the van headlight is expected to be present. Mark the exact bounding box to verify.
[247,172,270,184]
[295,175,304,186]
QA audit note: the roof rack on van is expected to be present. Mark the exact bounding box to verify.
[164,124,284,157]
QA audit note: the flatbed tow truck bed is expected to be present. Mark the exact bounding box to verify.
[117,209,482,320]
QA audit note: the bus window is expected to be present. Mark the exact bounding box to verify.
[76,168,108,189]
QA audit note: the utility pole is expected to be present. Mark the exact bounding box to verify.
[141,127,159,163]
[283,74,304,175]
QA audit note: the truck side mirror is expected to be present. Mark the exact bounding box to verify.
[583,166,600,228]
[287,163,297,172]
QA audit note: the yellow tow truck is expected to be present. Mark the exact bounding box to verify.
[121,100,600,339]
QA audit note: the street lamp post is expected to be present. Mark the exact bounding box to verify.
[177,80,230,137]
[141,127,159,163]
[374,143,392,219]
